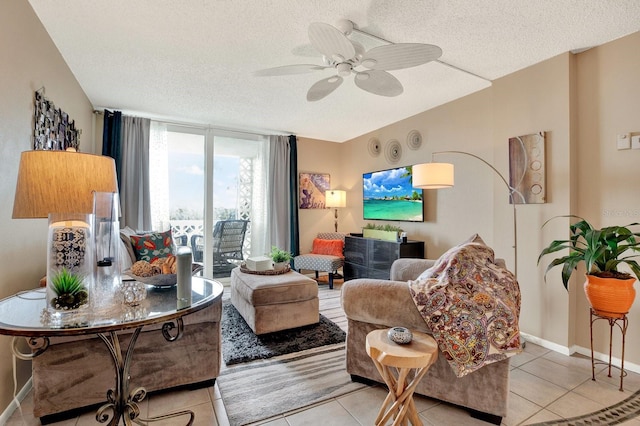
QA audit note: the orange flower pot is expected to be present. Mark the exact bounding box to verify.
[584,275,636,318]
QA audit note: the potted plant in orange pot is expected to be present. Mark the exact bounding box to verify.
[538,216,640,318]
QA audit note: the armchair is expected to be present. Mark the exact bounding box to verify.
[293,232,345,289]
[341,257,511,424]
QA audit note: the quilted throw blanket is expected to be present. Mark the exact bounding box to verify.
[408,241,522,377]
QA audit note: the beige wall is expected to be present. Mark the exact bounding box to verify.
[299,32,640,367]
[574,32,640,357]
[0,0,95,415]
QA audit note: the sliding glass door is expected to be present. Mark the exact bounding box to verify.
[150,123,268,278]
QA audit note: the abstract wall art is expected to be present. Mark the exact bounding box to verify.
[508,131,546,204]
[299,172,330,209]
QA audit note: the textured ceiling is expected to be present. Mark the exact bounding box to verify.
[28,0,640,142]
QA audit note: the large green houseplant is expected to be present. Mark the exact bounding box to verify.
[538,215,640,317]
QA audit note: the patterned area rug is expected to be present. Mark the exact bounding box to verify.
[530,387,640,425]
[221,300,346,365]
[217,343,366,425]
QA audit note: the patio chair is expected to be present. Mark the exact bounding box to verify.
[191,220,249,270]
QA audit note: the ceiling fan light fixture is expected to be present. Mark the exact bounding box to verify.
[336,63,352,77]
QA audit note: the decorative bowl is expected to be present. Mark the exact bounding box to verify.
[387,326,413,344]
[124,271,177,287]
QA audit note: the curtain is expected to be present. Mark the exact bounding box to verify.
[120,116,152,230]
[102,110,122,191]
[268,135,292,251]
[288,135,299,255]
[149,122,169,231]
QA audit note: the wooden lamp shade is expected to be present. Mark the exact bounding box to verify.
[12,150,118,218]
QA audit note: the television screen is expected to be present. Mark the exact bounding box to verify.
[363,166,423,222]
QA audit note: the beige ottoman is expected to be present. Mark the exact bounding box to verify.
[230,268,319,334]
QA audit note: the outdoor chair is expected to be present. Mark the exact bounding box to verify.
[191,220,249,271]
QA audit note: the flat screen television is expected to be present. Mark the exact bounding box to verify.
[363,166,423,222]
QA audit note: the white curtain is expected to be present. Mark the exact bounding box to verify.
[268,135,292,251]
[120,116,152,231]
[149,122,170,231]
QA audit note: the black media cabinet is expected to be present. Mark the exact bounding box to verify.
[343,235,425,281]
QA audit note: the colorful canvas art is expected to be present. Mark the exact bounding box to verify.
[508,132,546,204]
[299,173,330,209]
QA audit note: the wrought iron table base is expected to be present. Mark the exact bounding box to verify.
[589,308,628,392]
[16,318,195,425]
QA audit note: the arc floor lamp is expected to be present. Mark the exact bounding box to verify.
[413,151,523,279]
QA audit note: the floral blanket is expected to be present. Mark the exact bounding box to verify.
[408,240,522,377]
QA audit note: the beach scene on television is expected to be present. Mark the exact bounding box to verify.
[363,166,423,222]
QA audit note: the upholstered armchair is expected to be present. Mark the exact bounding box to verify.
[293,232,346,289]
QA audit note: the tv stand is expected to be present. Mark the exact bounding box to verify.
[343,236,424,280]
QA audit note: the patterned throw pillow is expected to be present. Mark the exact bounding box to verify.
[311,238,344,257]
[130,230,173,262]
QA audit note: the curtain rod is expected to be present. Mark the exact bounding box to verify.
[93,108,293,137]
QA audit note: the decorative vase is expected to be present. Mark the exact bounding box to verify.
[93,192,122,310]
[584,275,636,318]
[273,261,288,271]
[387,326,413,344]
[46,213,94,319]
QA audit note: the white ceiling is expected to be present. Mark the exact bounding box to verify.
[28,0,640,142]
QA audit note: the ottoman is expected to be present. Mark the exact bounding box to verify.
[230,268,319,334]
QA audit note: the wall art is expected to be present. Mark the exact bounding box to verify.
[33,89,81,151]
[299,172,330,209]
[508,131,546,204]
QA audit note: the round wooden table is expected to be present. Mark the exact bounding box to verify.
[366,329,438,426]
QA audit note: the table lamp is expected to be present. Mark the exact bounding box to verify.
[325,190,346,232]
[12,150,118,319]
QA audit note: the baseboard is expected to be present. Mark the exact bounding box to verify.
[520,332,640,374]
[0,377,32,425]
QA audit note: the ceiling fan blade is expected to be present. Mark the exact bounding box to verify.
[308,22,355,62]
[361,43,442,71]
[307,76,344,101]
[254,64,328,77]
[354,70,403,97]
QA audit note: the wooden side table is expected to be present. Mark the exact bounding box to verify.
[366,329,438,426]
[589,308,629,391]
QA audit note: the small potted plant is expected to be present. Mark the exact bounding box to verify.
[538,215,640,317]
[48,268,89,311]
[270,246,292,271]
[362,223,404,242]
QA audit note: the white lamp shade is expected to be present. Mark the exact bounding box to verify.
[413,163,455,189]
[325,190,346,208]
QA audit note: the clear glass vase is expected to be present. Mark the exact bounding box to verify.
[93,192,122,311]
[46,213,94,320]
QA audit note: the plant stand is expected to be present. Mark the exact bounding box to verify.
[589,308,628,391]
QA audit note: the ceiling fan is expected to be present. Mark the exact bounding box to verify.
[254,20,443,101]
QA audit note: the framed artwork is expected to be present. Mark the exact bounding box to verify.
[33,90,81,151]
[299,172,330,209]
[508,131,546,204]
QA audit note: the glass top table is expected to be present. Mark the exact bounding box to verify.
[0,277,223,425]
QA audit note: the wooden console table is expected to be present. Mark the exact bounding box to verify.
[344,235,424,280]
[0,277,223,425]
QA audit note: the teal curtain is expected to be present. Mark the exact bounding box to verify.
[289,135,299,255]
[102,109,122,191]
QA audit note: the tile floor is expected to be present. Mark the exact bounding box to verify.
[7,281,640,426]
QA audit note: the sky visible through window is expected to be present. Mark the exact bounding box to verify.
[167,132,239,219]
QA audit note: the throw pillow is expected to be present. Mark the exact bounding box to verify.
[130,229,173,262]
[311,238,344,257]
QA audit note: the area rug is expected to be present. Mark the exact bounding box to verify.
[529,387,640,425]
[221,300,346,365]
[216,343,367,425]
